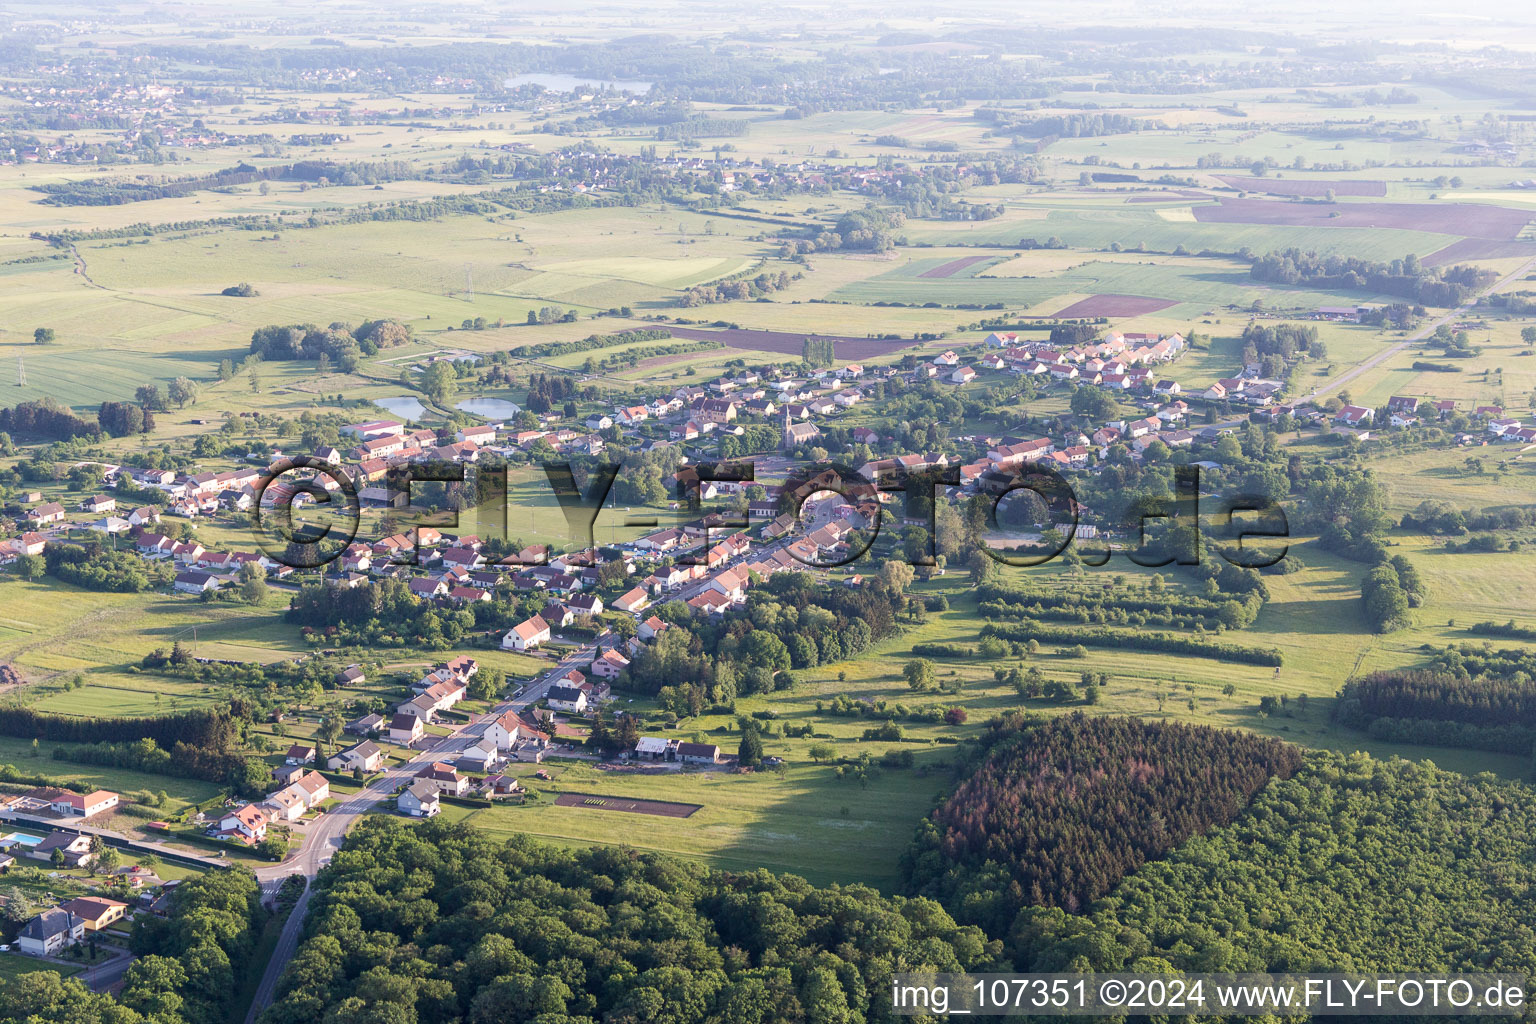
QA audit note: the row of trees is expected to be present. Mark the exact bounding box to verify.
[979,620,1283,666]
[1249,249,1496,306]
[1334,668,1536,754]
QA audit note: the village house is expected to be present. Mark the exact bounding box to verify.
[455,424,497,445]
[27,502,65,525]
[486,709,551,753]
[388,713,424,745]
[503,614,551,651]
[271,764,305,787]
[50,790,119,817]
[677,742,722,765]
[342,419,404,440]
[568,593,604,618]
[262,771,329,823]
[30,833,93,867]
[217,804,269,844]
[415,762,469,796]
[546,682,589,712]
[327,740,384,774]
[345,713,385,736]
[1335,405,1375,426]
[56,896,129,932]
[480,775,523,799]
[1,532,46,560]
[612,586,650,613]
[17,908,85,956]
[397,779,441,818]
[174,570,220,594]
[458,738,501,772]
[590,648,631,679]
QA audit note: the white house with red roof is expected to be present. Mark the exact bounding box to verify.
[50,790,119,818]
[502,614,551,651]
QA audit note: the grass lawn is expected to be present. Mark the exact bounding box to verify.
[0,734,219,811]
[462,759,938,891]
[0,952,81,983]
[0,578,303,685]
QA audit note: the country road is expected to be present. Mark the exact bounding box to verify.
[1300,253,1536,406]
[1211,253,1536,432]
[237,519,820,1020]
[240,639,601,1023]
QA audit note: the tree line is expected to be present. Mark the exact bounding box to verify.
[1249,249,1496,306]
[979,620,1283,666]
[1335,668,1536,754]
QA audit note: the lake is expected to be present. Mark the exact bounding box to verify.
[503,72,653,94]
[456,398,522,420]
[374,396,427,420]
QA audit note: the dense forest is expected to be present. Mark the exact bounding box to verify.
[1334,668,1536,754]
[256,818,996,1024]
[902,714,1301,934]
[1009,752,1536,984]
[0,701,264,793]
[978,620,1283,665]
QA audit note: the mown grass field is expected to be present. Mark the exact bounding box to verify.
[455,759,939,890]
[0,579,304,679]
[831,248,1388,315]
[0,735,221,811]
[0,953,81,984]
[900,195,1467,264]
[0,205,772,412]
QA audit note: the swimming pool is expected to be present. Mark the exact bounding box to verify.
[0,832,43,847]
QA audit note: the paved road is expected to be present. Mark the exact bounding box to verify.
[240,640,601,1023]
[1299,253,1536,407]
[1204,254,1536,434]
[75,947,135,992]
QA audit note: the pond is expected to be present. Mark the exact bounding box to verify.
[503,72,653,94]
[373,396,427,420]
[456,397,522,420]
